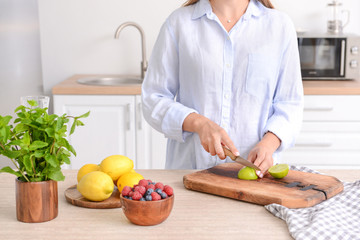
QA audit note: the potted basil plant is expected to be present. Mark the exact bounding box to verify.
[0,100,89,223]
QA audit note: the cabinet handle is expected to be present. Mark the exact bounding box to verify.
[137,102,142,130]
[304,107,334,111]
[126,104,131,130]
[295,143,333,147]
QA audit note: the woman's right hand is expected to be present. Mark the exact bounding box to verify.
[183,113,239,159]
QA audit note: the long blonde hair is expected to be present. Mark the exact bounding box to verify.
[183,0,274,9]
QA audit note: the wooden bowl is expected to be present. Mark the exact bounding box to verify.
[120,195,174,226]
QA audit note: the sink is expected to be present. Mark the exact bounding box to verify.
[77,76,142,86]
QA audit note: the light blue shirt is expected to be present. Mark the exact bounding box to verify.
[142,0,304,169]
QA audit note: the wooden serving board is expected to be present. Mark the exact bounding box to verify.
[64,185,121,209]
[183,163,344,208]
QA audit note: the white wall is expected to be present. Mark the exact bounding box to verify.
[38,0,181,96]
[38,0,360,96]
[0,0,43,168]
[273,0,360,34]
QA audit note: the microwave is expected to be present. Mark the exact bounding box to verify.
[297,34,360,80]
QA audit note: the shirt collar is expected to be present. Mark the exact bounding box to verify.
[191,0,265,20]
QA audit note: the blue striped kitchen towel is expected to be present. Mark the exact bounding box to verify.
[265,166,360,240]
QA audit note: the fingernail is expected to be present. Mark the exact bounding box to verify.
[256,171,263,178]
[234,151,240,156]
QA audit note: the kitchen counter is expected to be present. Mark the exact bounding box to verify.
[0,169,359,240]
[52,74,360,95]
[52,74,142,95]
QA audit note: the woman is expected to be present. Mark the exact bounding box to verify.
[141,0,303,178]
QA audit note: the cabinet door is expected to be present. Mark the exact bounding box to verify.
[135,95,167,169]
[53,95,136,169]
[281,122,360,168]
[281,95,360,169]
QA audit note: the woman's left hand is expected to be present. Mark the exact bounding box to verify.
[247,132,281,178]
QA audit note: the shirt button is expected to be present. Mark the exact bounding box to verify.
[226,63,231,68]
[222,123,228,128]
[224,112,229,117]
[227,36,230,40]
[225,93,230,99]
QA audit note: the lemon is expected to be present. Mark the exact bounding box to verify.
[77,163,100,183]
[237,167,258,180]
[268,164,289,179]
[77,171,114,201]
[100,155,134,181]
[116,172,144,192]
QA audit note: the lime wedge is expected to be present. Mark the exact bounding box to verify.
[268,164,289,179]
[237,167,258,180]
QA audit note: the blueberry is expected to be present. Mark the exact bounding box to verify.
[146,188,154,195]
[140,197,145,201]
[128,197,133,200]
[145,195,152,201]
[155,188,163,195]
[160,192,167,199]
[124,196,129,199]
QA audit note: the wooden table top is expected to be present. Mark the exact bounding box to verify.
[52,74,360,95]
[0,169,359,240]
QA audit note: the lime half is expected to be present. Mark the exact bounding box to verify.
[237,167,258,180]
[268,164,289,179]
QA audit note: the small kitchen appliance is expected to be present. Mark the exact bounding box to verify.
[327,0,349,34]
[298,34,360,80]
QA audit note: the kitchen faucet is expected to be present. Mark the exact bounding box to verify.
[114,22,148,80]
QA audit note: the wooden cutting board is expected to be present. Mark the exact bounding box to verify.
[64,185,121,209]
[183,163,344,208]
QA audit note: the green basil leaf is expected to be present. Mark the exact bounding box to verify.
[29,140,48,151]
[23,155,32,172]
[48,170,65,181]
[0,115,12,126]
[63,138,76,156]
[3,150,21,159]
[14,105,26,113]
[45,154,57,167]
[61,154,70,164]
[34,150,45,158]
[22,132,30,146]
[0,126,9,141]
[0,166,22,177]
[45,127,55,137]
[35,117,45,124]
[70,121,76,135]
[8,140,22,146]
[14,123,28,133]
[78,111,90,119]
[27,100,38,107]
[56,118,64,131]
[75,120,84,126]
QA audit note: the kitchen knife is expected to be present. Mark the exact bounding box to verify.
[222,146,261,171]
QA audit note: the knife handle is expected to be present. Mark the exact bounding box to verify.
[222,146,237,160]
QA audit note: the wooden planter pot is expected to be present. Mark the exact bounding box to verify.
[15,179,58,223]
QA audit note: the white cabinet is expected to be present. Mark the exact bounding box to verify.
[281,95,360,169]
[53,95,167,170]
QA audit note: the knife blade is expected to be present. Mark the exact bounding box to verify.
[222,146,261,171]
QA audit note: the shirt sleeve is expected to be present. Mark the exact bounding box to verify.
[141,19,197,142]
[263,20,304,152]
